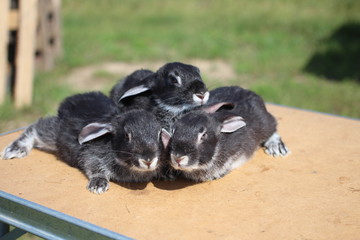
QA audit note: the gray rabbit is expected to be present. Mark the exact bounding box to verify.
[164,86,289,182]
[2,92,168,194]
[110,62,210,131]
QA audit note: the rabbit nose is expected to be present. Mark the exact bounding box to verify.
[171,154,188,167]
[194,91,209,105]
[195,93,205,99]
[175,156,184,163]
[141,159,153,168]
[174,156,186,166]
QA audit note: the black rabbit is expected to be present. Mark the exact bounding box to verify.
[110,62,210,130]
[109,69,154,112]
[164,86,289,182]
[2,92,168,194]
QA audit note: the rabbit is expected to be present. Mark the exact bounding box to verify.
[110,62,210,131]
[207,86,289,157]
[2,92,118,161]
[2,92,169,194]
[109,69,154,112]
[163,86,289,182]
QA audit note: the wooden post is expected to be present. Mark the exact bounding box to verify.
[52,0,63,58]
[36,0,62,71]
[0,0,10,104]
[37,0,54,70]
[14,0,38,108]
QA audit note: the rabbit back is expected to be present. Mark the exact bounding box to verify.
[209,86,277,144]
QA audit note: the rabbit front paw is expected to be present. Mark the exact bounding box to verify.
[2,142,30,159]
[87,177,109,194]
[263,132,290,157]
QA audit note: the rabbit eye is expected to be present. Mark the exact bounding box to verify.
[168,72,182,86]
[197,128,207,144]
[169,75,178,84]
[200,132,207,141]
[125,132,132,142]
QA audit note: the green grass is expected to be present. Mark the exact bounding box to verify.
[1,0,360,132]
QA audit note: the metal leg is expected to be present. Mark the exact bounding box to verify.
[0,222,9,237]
[0,227,27,240]
[0,222,10,237]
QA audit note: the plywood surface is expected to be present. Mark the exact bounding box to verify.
[1,105,359,240]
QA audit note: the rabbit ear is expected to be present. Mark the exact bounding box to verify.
[78,123,113,144]
[119,85,150,102]
[221,116,246,133]
[161,128,172,149]
[203,102,234,114]
[194,66,200,74]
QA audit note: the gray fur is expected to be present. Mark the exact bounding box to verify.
[110,62,210,131]
[2,92,166,194]
[167,86,290,182]
[2,116,59,159]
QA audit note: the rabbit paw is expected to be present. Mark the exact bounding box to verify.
[2,142,30,159]
[87,177,109,194]
[263,132,290,157]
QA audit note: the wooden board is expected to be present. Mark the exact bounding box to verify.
[0,104,359,240]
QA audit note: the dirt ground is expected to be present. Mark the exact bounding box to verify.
[62,59,238,91]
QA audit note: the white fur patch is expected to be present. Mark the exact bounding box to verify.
[155,99,193,115]
[230,154,249,170]
[193,91,210,105]
[137,157,159,171]
[202,154,248,181]
[170,154,190,169]
[169,72,182,85]
[203,91,210,104]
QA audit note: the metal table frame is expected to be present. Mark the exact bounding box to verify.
[0,191,132,240]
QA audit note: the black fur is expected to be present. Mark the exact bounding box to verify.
[208,86,277,144]
[110,62,209,130]
[167,86,289,182]
[3,92,165,194]
[109,69,154,112]
[56,92,165,193]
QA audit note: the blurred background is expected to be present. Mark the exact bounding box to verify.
[1,0,360,132]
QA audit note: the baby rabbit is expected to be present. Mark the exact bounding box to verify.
[207,86,289,157]
[109,69,154,112]
[164,86,289,182]
[3,92,168,194]
[110,62,210,130]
